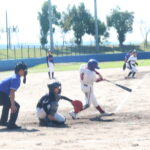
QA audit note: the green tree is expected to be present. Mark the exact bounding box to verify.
[60,3,92,46]
[107,7,134,46]
[86,18,108,44]
[38,1,61,47]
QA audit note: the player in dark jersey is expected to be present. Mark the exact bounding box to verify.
[36,81,73,127]
[47,50,55,79]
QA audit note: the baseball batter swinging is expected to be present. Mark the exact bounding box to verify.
[36,81,73,127]
[69,59,113,119]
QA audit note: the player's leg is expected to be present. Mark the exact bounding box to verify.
[48,63,51,79]
[7,102,21,129]
[51,63,55,79]
[0,92,11,126]
[69,85,91,120]
[54,112,66,124]
[91,88,113,116]
[49,62,55,79]
[90,88,105,113]
[131,66,137,78]
[36,107,47,126]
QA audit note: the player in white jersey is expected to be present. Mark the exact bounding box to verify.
[126,50,138,78]
[69,59,113,119]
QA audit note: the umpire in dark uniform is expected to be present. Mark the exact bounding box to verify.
[0,62,27,129]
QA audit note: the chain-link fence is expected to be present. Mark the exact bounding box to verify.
[0,44,143,60]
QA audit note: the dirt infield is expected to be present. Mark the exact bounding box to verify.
[0,66,150,150]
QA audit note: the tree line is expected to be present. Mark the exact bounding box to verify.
[38,2,134,48]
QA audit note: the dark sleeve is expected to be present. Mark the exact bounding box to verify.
[128,61,132,69]
[36,94,49,108]
[60,96,72,103]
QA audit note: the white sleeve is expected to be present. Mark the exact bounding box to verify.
[80,64,86,74]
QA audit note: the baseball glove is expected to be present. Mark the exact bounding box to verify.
[72,100,83,113]
[123,63,126,70]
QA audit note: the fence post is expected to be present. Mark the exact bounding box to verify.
[7,47,8,60]
[28,45,29,58]
[21,45,23,59]
[40,46,42,57]
[34,46,36,57]
[14,46,16,59]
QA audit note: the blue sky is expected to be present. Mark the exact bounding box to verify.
[0,0,149,45]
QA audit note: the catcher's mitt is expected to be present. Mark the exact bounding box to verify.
[72,100,83,113]
[123,63,126,70]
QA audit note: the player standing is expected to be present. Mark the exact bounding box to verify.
[126,50,138,78]
[0,62,28,129]
[69,59,113,119]
[47,50,55,79]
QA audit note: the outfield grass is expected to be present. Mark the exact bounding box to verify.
[29,59,150,73]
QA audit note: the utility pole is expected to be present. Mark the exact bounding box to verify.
[6,11,9,50]
[48,0,54,51]
[94,0,99,50]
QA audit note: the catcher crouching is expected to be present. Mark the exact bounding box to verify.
[36,81,82,127]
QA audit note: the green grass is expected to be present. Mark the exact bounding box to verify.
[29,59,150,73]
[0,48,47,60]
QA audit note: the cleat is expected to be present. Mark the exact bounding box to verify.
[0,121,8,126]
[101,112,114,117]
[69,111,77,120]
[7,124,21,130]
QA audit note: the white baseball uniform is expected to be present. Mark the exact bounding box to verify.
[126,55,137,73]
[80,64,99,107]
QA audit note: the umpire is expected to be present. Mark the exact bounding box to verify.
[0,62,27,129]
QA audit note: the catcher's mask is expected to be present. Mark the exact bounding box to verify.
[88,59,100,71]
[15,62,28,84]
[48,81,61,94]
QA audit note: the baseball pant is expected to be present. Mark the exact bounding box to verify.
[126,63,137,73]
[81,84,99,107]
[0,91,20,125]
[36,107,66,123]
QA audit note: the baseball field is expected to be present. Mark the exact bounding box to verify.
[0,61,150,150]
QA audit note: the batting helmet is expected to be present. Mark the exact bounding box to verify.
[132,49,137,53]
[15,62,27,74]
[88,59,100,71]
[48,81,61,94]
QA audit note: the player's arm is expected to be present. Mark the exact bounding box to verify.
[94,70,104,82]
[135,61,138,66]
[46,56,49,67]
[9,89,17,113]
[60,96,73,103]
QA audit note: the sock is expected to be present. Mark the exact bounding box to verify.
[96,105,105,113]
[132,72,136,77]
[48,72,51,79]
[52,72,54,79]
[128,72,132,77]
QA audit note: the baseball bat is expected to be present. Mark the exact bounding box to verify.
[105,79,132,92]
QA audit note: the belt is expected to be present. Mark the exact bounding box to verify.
[84,84,88,87]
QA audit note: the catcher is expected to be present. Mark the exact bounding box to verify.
[36,81,82,127]
[69,59,113,120]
